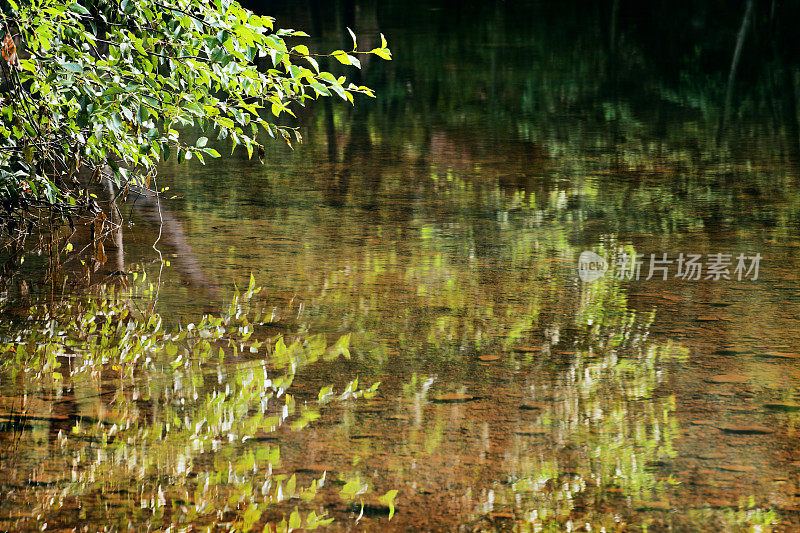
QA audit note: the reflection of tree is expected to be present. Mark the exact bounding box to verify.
[137,96,794,526]
[259,244,775,530]
[241,0,800,242]
[0,281,378,531]
[137,105,792,529]
[3,1,795,529]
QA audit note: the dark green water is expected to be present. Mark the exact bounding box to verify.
[4,1,800,530]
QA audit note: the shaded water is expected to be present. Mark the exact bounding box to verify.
[4,0,800,530]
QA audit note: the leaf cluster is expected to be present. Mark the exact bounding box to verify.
[0,0,390,232]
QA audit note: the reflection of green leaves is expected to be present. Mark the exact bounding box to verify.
[240,504,262,532]
[340,477,368,500]
[305,510,334,529]
[318,385,335,404]
[0,274,386,531]
[378,490,399,520]
[286,474,297,499]
[288,508,302,529]
[328,332,351,359]
[318,379,378,405]
[339,378,359,400]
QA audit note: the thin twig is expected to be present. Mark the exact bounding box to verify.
[150,172,164,312]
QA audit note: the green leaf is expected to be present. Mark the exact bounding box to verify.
[102,86,125,98]
[110,112,123,132]
[133,39,146,56]
[137,105,150,124]
[216,116,234,129]
[62,62,83,73]
[68,2,90,15]
[370,48,392,61]
[183,102,204,116]
[0,0,385,217]
[331,50,350,65]
[328,84,347,100]
[310,83,331,97]
[305,55,319,73]
[319,72,337,83]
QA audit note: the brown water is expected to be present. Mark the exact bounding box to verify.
[4,1,800,530]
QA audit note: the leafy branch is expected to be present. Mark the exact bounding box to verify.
[0,0,391,235]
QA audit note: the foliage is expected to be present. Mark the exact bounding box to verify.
[0,0,390,233]
[0,272,383,531]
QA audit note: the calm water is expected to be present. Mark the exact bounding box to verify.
[4,1,800,530]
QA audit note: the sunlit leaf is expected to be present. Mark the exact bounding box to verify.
[331,50,350,65]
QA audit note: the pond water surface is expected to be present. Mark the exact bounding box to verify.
[3,1,800,531]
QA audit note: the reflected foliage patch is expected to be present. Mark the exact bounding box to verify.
[0,274,383,531]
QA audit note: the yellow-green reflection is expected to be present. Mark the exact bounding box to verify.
[0,279,382,531]
[4,0,800,530]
